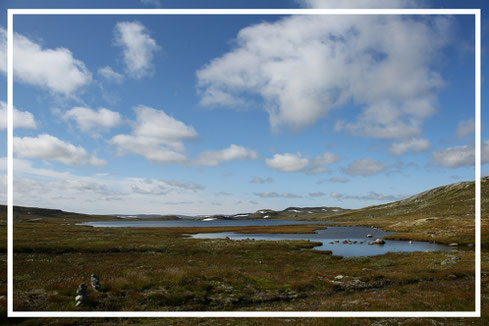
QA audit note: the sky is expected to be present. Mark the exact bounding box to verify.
[0,0,487,215]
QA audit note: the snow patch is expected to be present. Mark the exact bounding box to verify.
[202,218,217,221]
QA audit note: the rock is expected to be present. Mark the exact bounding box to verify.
[409,240,413,244]
[368,241,375,245]
[334,275,344,280]
[367,234,373,238]
[329,241,334,244]
[448,243,458,247]
[374,238,385,245]
[430,234,436,238]
[75,283,90,306]
[342,240,348,244]
[90,274,101,291]
[335,240,339,243]
[441,255,460,265]
[353,241,357,244]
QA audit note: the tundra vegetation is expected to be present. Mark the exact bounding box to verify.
[0,177,488,325]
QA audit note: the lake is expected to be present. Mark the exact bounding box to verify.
[81,219,449,257]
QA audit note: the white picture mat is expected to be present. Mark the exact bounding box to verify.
[6,8,481,318]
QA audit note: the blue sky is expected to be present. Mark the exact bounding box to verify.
[0,0,487,215]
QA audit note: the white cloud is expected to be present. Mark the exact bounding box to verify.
[330,190,406,201]
[114,21,160,79]
[62,106,123,132]
[250,177,274,184]
[0,101,36,130]
[254,192,302,198]
[432,141,489,168]
[97,66,125,83]
[0,27,91,96]
[312,152,338,165]
[194,144,259,166]
[196,13,449,138]
[432,145,474,168]
[110,105,197,164]
[0,158,219,214]
[342,157,387,176]
[13,134,106,166]
[389,137,431,155]
[266,153,309,172]
[455,118,475,138]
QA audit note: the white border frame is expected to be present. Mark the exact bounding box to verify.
[6,8,481,318]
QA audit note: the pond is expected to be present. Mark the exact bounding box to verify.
[189,226,449,257]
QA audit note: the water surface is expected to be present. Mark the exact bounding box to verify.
[190,226,449,257]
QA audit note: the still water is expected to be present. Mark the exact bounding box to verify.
[190,226,449,257]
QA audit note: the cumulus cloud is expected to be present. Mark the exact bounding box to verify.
[0,27,91,96]
[432,145,473,168]
[14,134,106,166]
[455,118,475,138]
[194,144,259,166]
[110,105,197,164]
[266,153,308,172]
[330,190,406,201]
[0,101,36,130]
[389,138,431,155]
[62,106,123,132]
[114,21,160,79]
[196,14,449,137]
[254,192,302,198]
[432,141,489,168]
[250,177,274,184]
[342,157,387,176]
[97,66,125,83]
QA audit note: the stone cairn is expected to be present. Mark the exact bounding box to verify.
[75,283,90,307]
[91,273,101,292]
